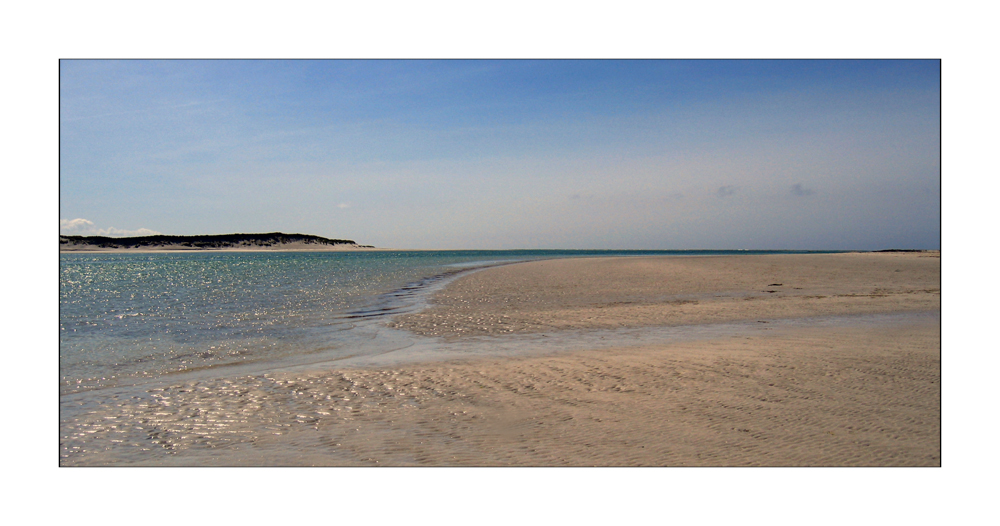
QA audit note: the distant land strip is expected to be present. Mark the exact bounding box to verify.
[59,232,374,250]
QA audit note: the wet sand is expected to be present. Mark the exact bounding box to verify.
[62,252,940,466]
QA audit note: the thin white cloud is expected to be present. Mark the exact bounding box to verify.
[337,203,351,209]
[60,218,95,232]
[60,218,160,237]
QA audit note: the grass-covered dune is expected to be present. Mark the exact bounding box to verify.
[59,232,372,250]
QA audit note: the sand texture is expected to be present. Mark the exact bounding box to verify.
[390,252,940,338]
[63,319,938,466]
[62,253,939,466]
[296,321,940,466]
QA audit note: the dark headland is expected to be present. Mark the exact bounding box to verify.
[59,232,375,251]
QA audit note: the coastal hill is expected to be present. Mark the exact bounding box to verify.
[59,232,375,251]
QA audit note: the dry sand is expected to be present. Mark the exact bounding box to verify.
[250,320,939,466]
[63,252,940,466]
[373,252,939,466]
[390,252,940,338]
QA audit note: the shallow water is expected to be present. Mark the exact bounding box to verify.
[61,250,525,394]
[60,248,848,465]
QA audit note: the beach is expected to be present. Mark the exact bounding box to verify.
[62,252,939,466]
[361,252,940,466]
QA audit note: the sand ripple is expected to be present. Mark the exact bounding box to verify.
[61,320,939,466]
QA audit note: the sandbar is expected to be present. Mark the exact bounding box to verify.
[357,252,939,466]
[390,252,940,337]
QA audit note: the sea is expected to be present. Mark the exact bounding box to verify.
[59,249,841,465]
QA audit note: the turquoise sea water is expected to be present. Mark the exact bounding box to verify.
[60,249,841,396]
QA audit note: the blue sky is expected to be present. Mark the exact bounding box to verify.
[60,60,940,249]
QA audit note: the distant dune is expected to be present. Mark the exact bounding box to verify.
[59,232,376,252]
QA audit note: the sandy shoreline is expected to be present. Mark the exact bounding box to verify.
[62,252,939,466]
[366,252,939,466]
[265,318,940,466]
[352,252,938,466]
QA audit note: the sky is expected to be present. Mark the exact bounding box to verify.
[59,59,940,250]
